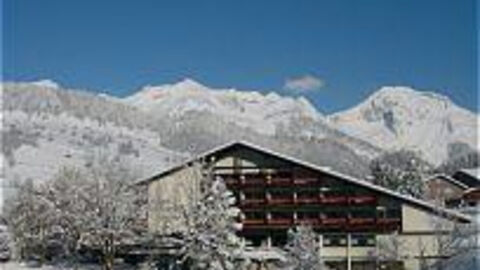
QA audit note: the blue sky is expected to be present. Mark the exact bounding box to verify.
[3,0,478,113]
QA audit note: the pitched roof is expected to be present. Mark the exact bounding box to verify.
[137,140,472,223]
[453,168,480,188]
[425,174,469,190]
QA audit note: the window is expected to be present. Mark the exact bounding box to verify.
[244,211,265,220]
[323,234,347,247]
[351,234,376,247]
[351,209,375,218]
[323,234,375,247]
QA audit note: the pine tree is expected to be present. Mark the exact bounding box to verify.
[179,167,245,270]
[283,225,327,270]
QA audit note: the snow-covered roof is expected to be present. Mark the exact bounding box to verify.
[453,168,480,188]
[425,174,469,190]
[137,140,472,223]
[459,168,480,180]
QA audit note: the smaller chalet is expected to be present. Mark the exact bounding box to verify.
[139,141,471,270]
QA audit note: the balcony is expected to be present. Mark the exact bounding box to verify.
[321,196,348,204]
[348,218,375,228]
[321,217,347,227]
[269,178,292,187]
[242,178,267,187]
[293,178,318,186]
[295,218,319,226]
[241,199,265,206]
[267,218,292,226]
[268,197,293,206]
[349,196,377,205]
[295,197,319,204]
[243,219,265,225]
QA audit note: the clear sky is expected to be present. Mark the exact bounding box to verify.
[3,0,478,113]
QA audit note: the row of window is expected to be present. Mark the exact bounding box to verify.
[323,234,376,247]
[246,233,377,247]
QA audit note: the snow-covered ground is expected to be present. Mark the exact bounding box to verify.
[0,262,89,270]
[0,262,138,270]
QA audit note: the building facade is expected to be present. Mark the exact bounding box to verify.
[141,141,472,270]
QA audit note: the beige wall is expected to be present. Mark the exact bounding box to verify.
[402,204,455,233]
[148,165,202,234]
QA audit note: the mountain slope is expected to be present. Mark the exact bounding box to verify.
[123,79,382,159]
[1,82,186,189]
[124,78,322,136]
[329,86,479,165]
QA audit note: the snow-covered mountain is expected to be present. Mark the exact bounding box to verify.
[329,86,479,165]
[124,80,478,166]
[124,78,322,136]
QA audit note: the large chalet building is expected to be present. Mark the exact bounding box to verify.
[139,141,472,270]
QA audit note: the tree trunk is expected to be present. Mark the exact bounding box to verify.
[103,254,114,270]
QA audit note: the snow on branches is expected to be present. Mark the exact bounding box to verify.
[178,166,245,270]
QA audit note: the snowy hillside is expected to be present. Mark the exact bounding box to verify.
[1,82,186,210]
[329,86,479,165]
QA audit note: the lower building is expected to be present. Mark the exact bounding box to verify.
[138,141,472,270]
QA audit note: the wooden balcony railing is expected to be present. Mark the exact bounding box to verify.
[267,218,292,225]
[295,218,319,225]
[321,217,348,226]
[348,218,375,226]
[269,178,292,187]
[240,195,379,206]
[243,219,265,225]
[268,198,293,205]
[348,196,377,205]
[295,197,319,204]
[226,177,322,188]
[242,179,267,187]
[242,217,401,230]
[241,199,265,206]
[321,196,348,204]
[293,178,318,186]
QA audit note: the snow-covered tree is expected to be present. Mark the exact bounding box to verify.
[72,157,146,270]
[5,178,60,262]
[370,150,431,198]
[0,224,11,262]
[428,210,477,270]
[437,146,480,175]
[178,166,246,270]
[282,225,327,270]
[5,157,148,270]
